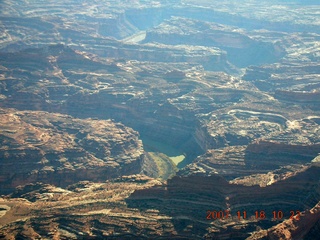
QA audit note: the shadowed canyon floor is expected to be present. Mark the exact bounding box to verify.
[0,0,320,239]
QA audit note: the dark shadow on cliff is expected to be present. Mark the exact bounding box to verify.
[126,163,320,239]
[244,141,320,170]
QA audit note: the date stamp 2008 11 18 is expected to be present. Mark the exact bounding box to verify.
[206,210,301,221]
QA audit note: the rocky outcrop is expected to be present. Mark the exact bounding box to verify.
[126,163,320,239]
[275,90,320,104]
[245,140,320,169]
[89,43,231,72]
[143,17,284,67]
[0,45,205,163]
[248,201,320,240]
[0,165,319,239]
[196,104,319,143]
[180,146,249,179]
[0,175,166,239]
[0,108,144,193]
[1,44,319,177]
[0,0,320,238]
[243,62,320,110]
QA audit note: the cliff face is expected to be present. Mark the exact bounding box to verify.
[90,43,231,72]
[192,106,320,176]
[0,15,318,171]
[0,0,320,238]
[126,163,320,239]
[243,62,320,111]
[275,90,320,104]
[0,45,206,160]
[0,108,144,193]
[0,164,319,239]
[248,201,320,240]
[245,140,320,169]
[0,44,319,181]
[0,175,168,239]
[143,17,284,67]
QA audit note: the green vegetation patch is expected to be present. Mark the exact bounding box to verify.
[146,152,177,181]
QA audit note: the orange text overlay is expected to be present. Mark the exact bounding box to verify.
[206,210,301,221]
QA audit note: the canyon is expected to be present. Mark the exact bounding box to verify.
[0,0,319,239]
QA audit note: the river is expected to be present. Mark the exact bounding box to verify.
[141,137,186,167]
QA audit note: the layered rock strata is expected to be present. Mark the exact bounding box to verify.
[0,45,205,160]
[143,17,285,67]
[243,62,320,110]
[245,140,320,169]
[248,201,320,240]
[0,175,169,239]
[0,0,319,238]
[127,163,320,239]
[0,164,319,239]
[0,108,144,193]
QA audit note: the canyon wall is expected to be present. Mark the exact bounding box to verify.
[127,163,320,239]
[0,108,145,193]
